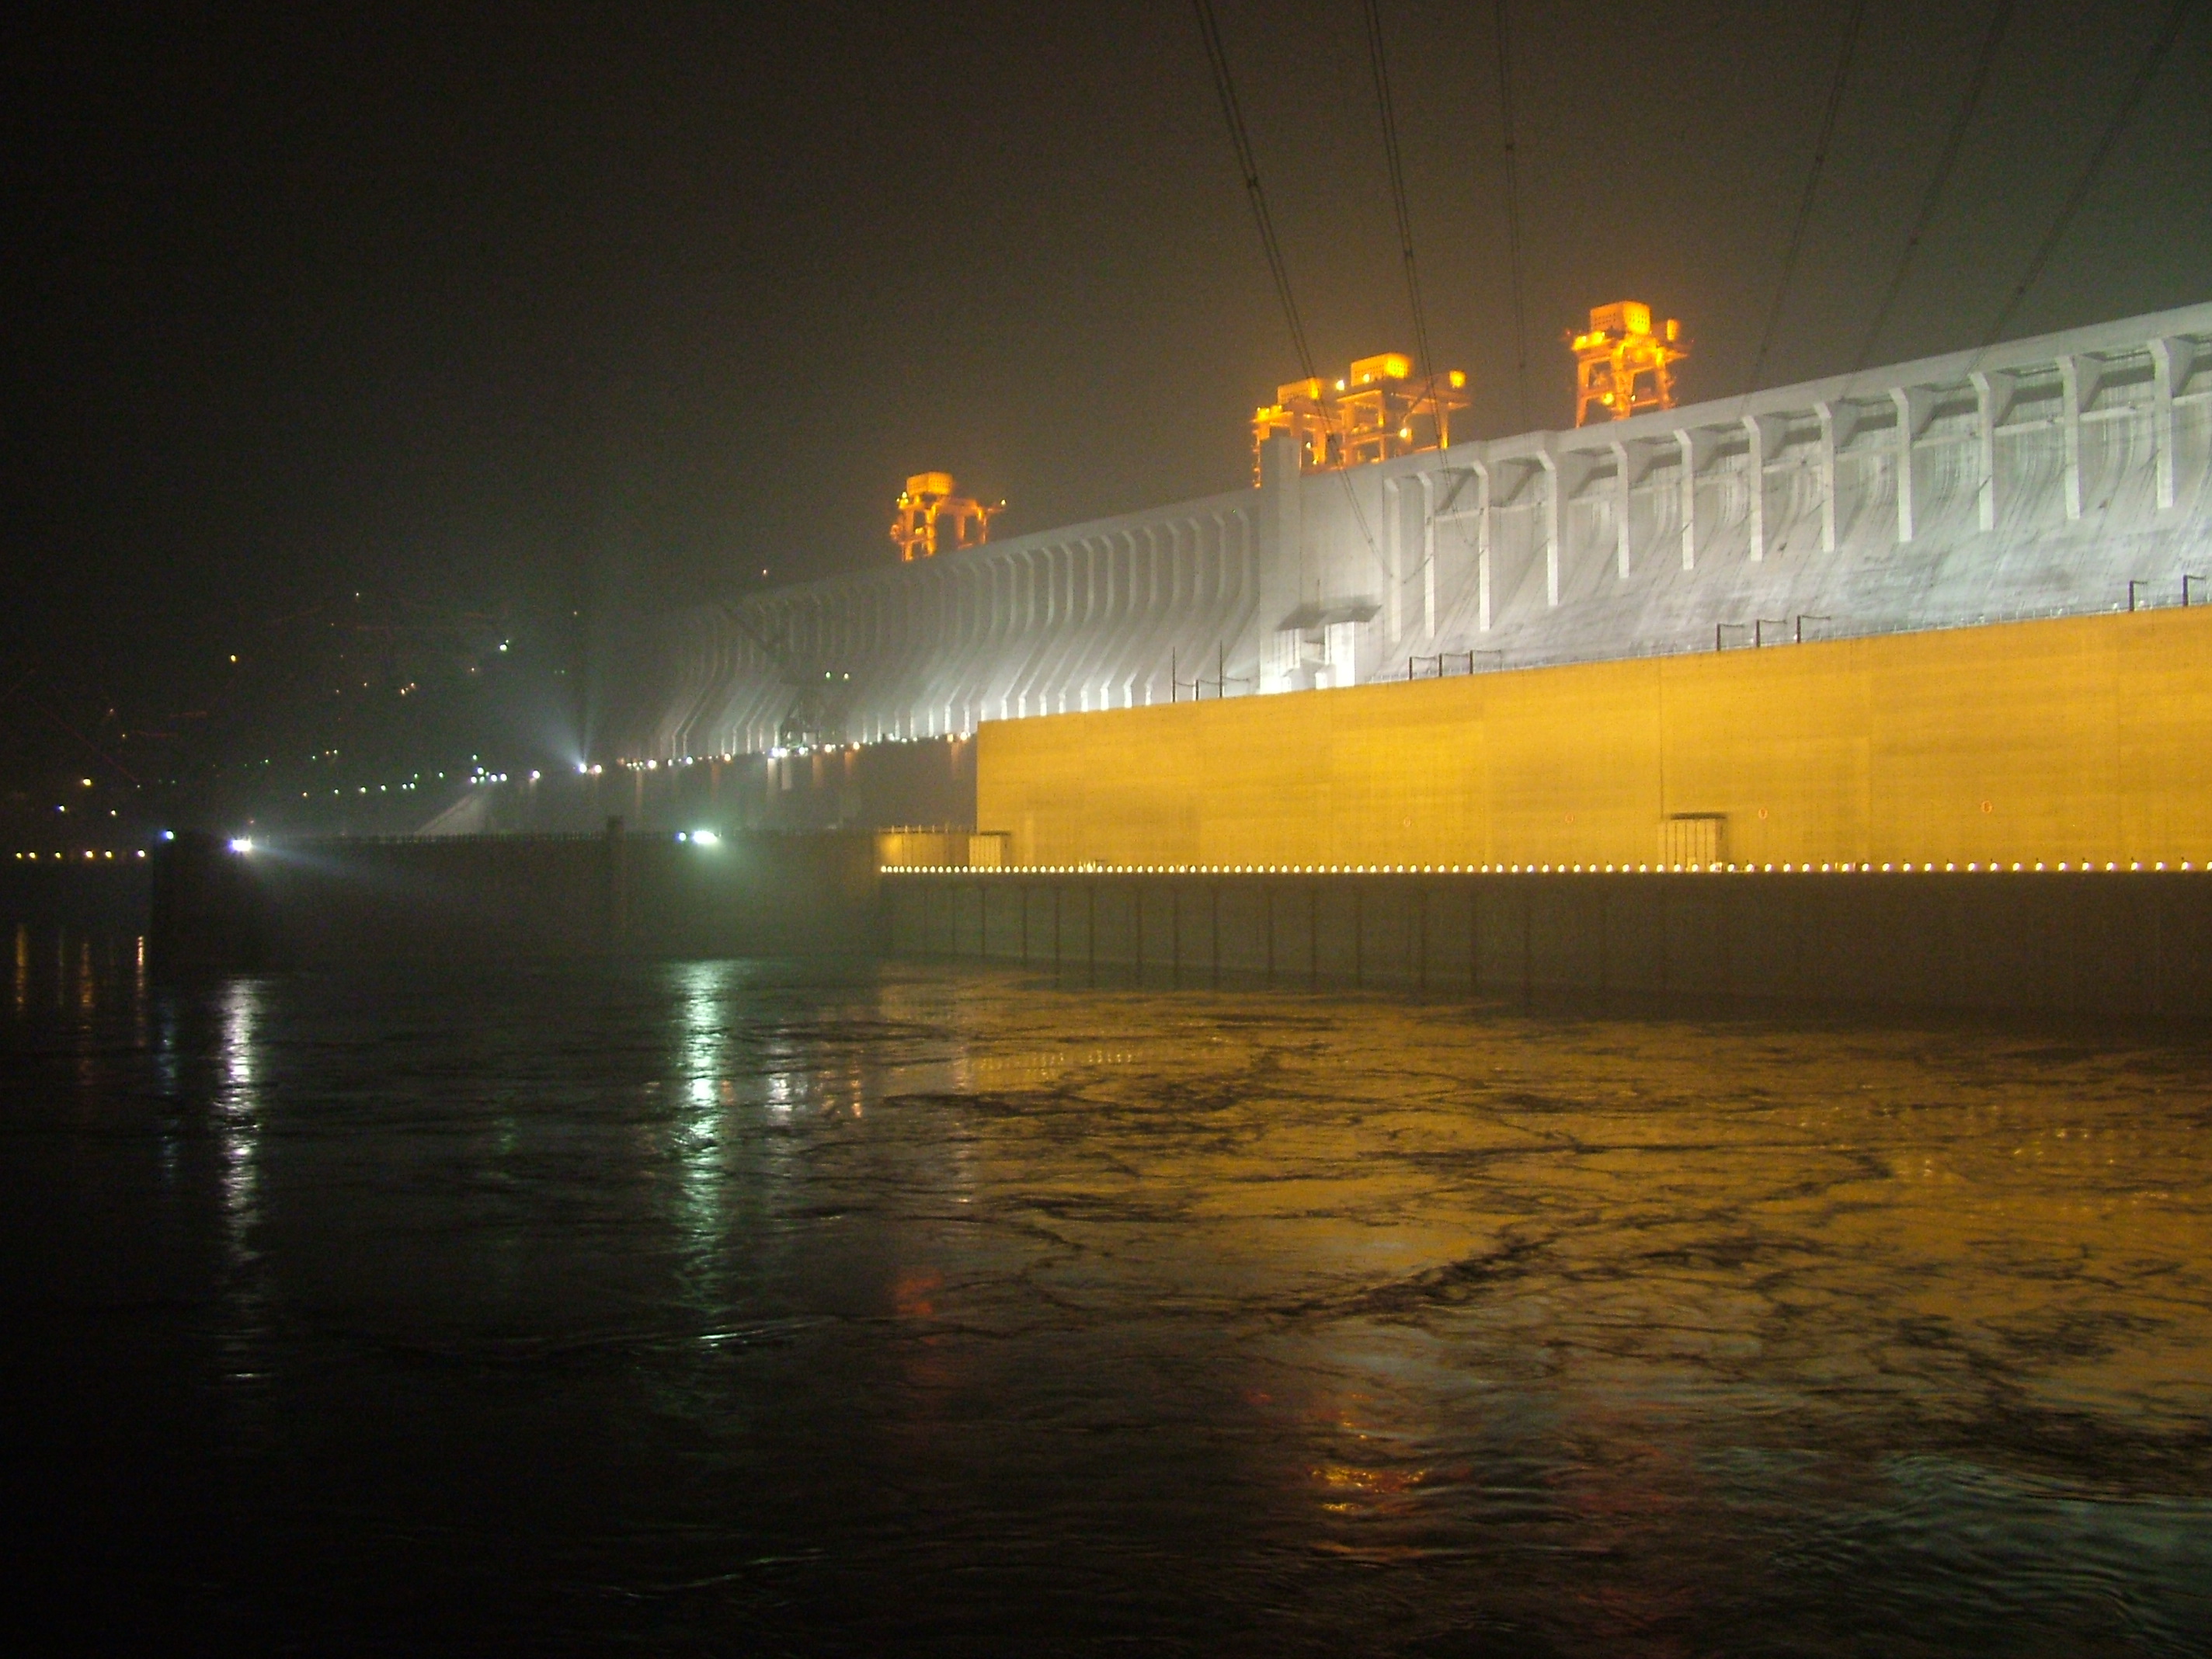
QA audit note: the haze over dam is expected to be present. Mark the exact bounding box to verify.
[11,4,2212,1653]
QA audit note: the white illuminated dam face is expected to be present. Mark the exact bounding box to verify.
[612,301,2212,768]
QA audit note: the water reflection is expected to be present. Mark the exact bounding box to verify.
[670,960,736,1278]
[4,951,2209,1654]
[216,977,262,1270]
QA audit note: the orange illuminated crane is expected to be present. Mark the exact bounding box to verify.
[1251,353,1467,479]
[1569,301,1688,426]
[889,472,1004,562]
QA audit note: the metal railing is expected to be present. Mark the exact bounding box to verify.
[1718,616,1833,649]
[1406,651,1505,680]
[1169,644,1252,701]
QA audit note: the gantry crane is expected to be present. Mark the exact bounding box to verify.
[1251,353,1468,480]
[889,472,1004,562]
[1569,301,1688,426]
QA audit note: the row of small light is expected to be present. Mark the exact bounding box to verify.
[598,734,967,771]
[12,850,148,861]
[287,767,540,802]
[763,736,963,760]
[882,859,2200,875]
[601,755,742,773]
[223,830,722,854]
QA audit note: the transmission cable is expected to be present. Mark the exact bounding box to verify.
[1364,0,1467,633]
[1851,0,2012,372]
[1744,0,1869,394]
[1192,0,1316,380]
[1362,0,1445,447]
[1190,0,1381,583]
[1492,0,1530,430]
[1981,0,2189,348]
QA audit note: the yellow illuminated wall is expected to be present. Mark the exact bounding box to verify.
[976,608,2212,870]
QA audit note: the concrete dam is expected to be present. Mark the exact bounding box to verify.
[610,301,2212,765]
[158,301,2212,1021]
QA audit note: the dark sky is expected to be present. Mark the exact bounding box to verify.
[4,0,2208,760]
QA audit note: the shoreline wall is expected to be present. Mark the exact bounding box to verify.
[148,827,882,971]
[883,869,2212,1021]
[976,606,2212,872]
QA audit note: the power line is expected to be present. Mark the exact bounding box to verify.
[1852,0,2013,372]
[1191,0,1316,379]
[1190,0,1380,576]
[1745,0,1869,395]
[1362,0,1445,447]
[1492,0,1529,430]
[1981,0,2189,348]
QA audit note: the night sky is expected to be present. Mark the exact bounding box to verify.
[3,1,2208,804]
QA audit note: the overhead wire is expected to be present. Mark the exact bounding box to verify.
[1850,0,2013,372]
[1190,0,1379,576]
[1191,0,1316,380]
[1362,0,1445,447]
[1492,0,1530,430]
[1981,0,2189,349]
[1744,0,1869,395]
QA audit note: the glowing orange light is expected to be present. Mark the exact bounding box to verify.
[1251,353,1469,480]
[1569,301,1689,426]
[890,472,1004,562]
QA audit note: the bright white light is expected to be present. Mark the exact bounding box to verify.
[690,830,720,846]
[228,837,254,854]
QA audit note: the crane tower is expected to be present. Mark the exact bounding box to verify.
[1251,353,1468,480]
[1569,301,1688,426]
[890,473,1003,562]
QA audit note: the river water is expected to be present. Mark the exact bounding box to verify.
[5,924,2210,1654]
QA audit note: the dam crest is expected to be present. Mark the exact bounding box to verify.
[615,301,2212,761]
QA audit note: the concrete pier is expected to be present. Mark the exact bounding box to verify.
[139,832,2212,1021]
[884,869,2212,1022]
[149,826,882,971]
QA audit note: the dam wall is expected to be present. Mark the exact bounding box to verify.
[975,605,2212,873]
[613,301,2212,761]
[148,827,881,971]
[882,869,2212,1022]
[1,859,152,932]
[140,823,2212,1021]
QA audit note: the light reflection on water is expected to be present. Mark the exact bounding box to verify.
[3,930,2210,1654]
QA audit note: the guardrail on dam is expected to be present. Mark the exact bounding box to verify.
[880,868,2212,1022]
